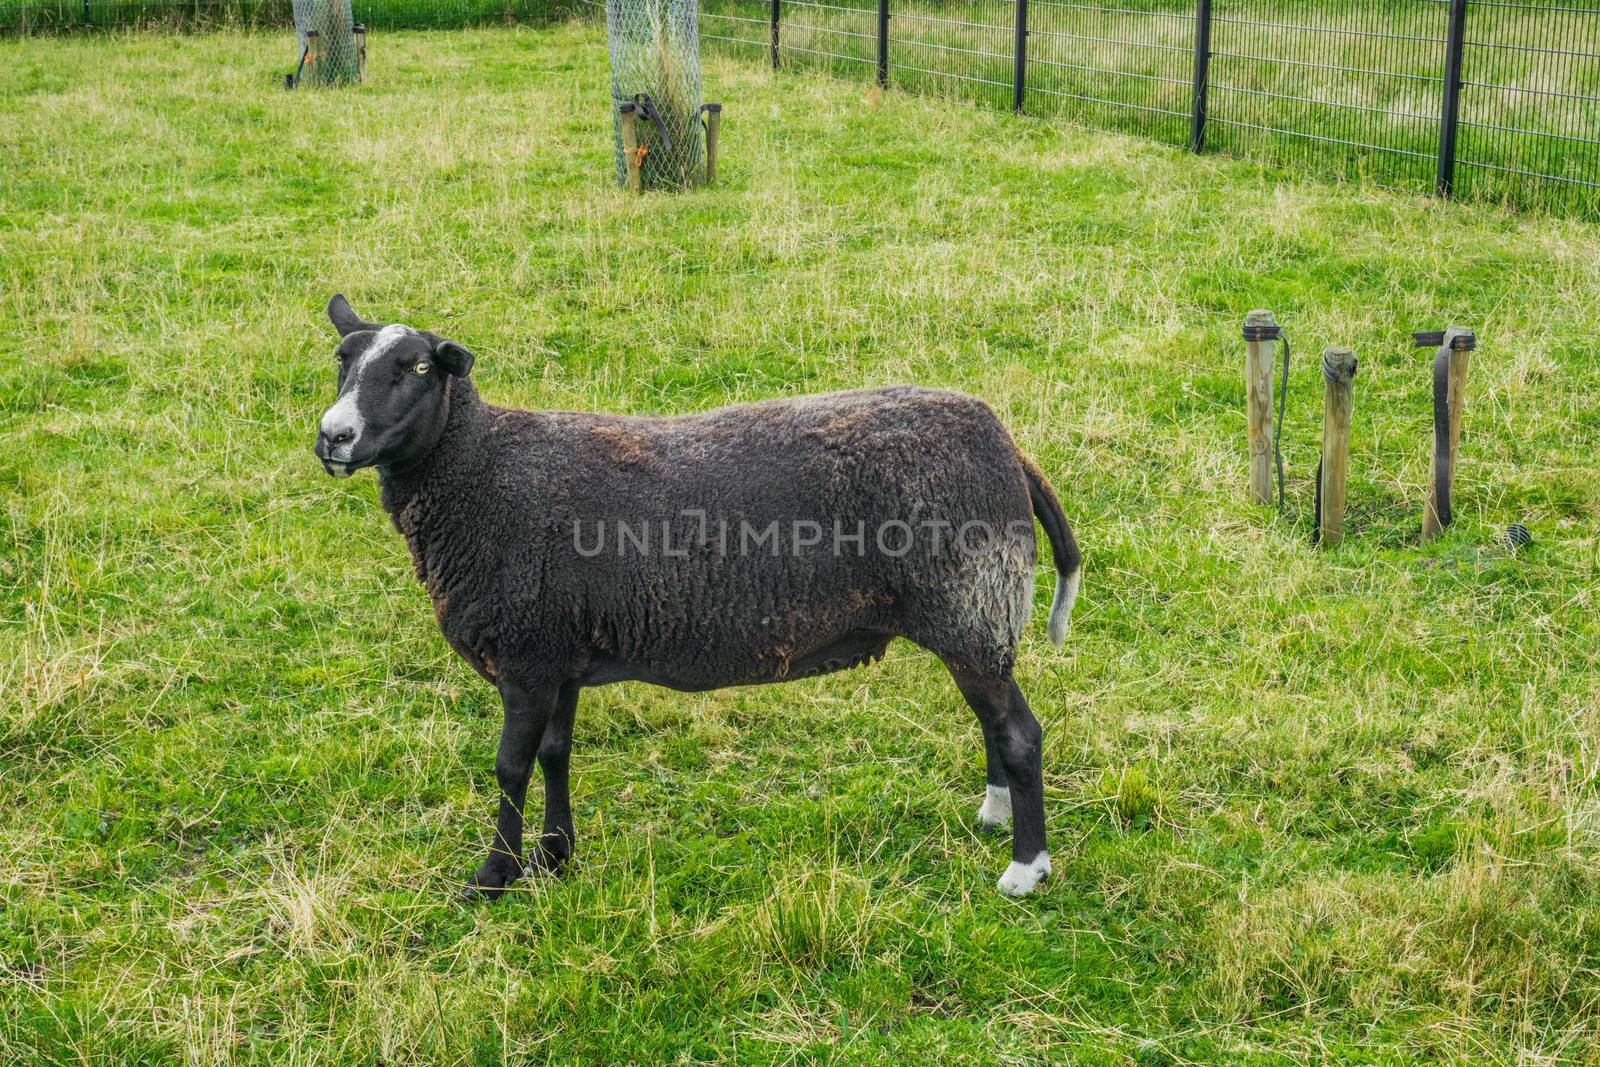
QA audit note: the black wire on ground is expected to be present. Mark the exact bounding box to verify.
[1414,328,1477,534]
[1275,331,1290,514]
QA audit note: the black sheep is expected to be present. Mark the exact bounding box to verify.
[313,296,1082,897]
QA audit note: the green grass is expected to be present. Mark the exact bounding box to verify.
[4,19,1600,1065]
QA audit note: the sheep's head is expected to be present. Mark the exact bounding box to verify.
[314,295,475,477]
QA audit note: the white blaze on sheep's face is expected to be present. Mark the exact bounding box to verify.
[318,324,416,469]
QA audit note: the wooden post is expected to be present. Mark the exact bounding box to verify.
[1243,309,1277,506]
[702,103,722,185]
[1317,346,1357,547]
[620,104,642,193]
[1422,329,1474,540]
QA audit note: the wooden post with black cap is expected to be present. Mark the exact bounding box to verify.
[701,103,723,185]
[1242,310,1280,507]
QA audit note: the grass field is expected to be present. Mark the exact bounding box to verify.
[5,19,1600,1065]
[9,0,1600,207]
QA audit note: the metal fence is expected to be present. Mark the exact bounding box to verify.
[699,0,1600,212]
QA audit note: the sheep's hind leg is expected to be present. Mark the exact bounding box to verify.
[526,681,580,876]
[947,666,1050,896]
[976,724,1013,832]
[464,681,556,902]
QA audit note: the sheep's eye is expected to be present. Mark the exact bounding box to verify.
[413,361,431,375]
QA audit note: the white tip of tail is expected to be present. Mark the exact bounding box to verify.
[1047,566,1081,649]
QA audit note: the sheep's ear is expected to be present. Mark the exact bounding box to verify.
[433,339,475,378]
[327,294,375,337]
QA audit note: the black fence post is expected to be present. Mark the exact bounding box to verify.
[876,0,888,88]
[1189,0,1212,152]
[1012,0,1028,112]
[1437,0,1468,196]
[770,0,780,70]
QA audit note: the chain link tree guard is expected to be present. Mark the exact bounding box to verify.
[607,0,703,189]
[291,0,361,88]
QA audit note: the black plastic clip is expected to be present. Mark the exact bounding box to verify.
[1413,329,1476,351]
[1416,326,1476,531]
[631,93,673,154]
[286,42,310,90]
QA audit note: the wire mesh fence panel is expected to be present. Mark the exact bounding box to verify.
[1206,0,1449,193]
[776,0,877,76]
[888,0,1015,110]
[1454,0,1600,211]
[608,0,705,187]
[700,0,768,57]
[1025,0,1195,146]
[293,0,360,84]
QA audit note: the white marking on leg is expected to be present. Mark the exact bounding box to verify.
[998,850,1051,896]
[319,324,414,461]
[977,785,1012,828]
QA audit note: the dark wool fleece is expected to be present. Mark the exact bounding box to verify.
[377,382,1048,693]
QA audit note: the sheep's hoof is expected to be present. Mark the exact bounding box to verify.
[520,856,565,879]
[462,861,520,902]
[997,851,1052,897]
[523,832,572,878]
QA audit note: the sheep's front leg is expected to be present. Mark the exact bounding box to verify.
[464,681,555,901]
[527,681,580,875]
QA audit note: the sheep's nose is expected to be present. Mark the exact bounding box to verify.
[315,426,355,460]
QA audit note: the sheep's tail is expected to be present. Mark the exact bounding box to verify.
[1019,453,1081,649]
